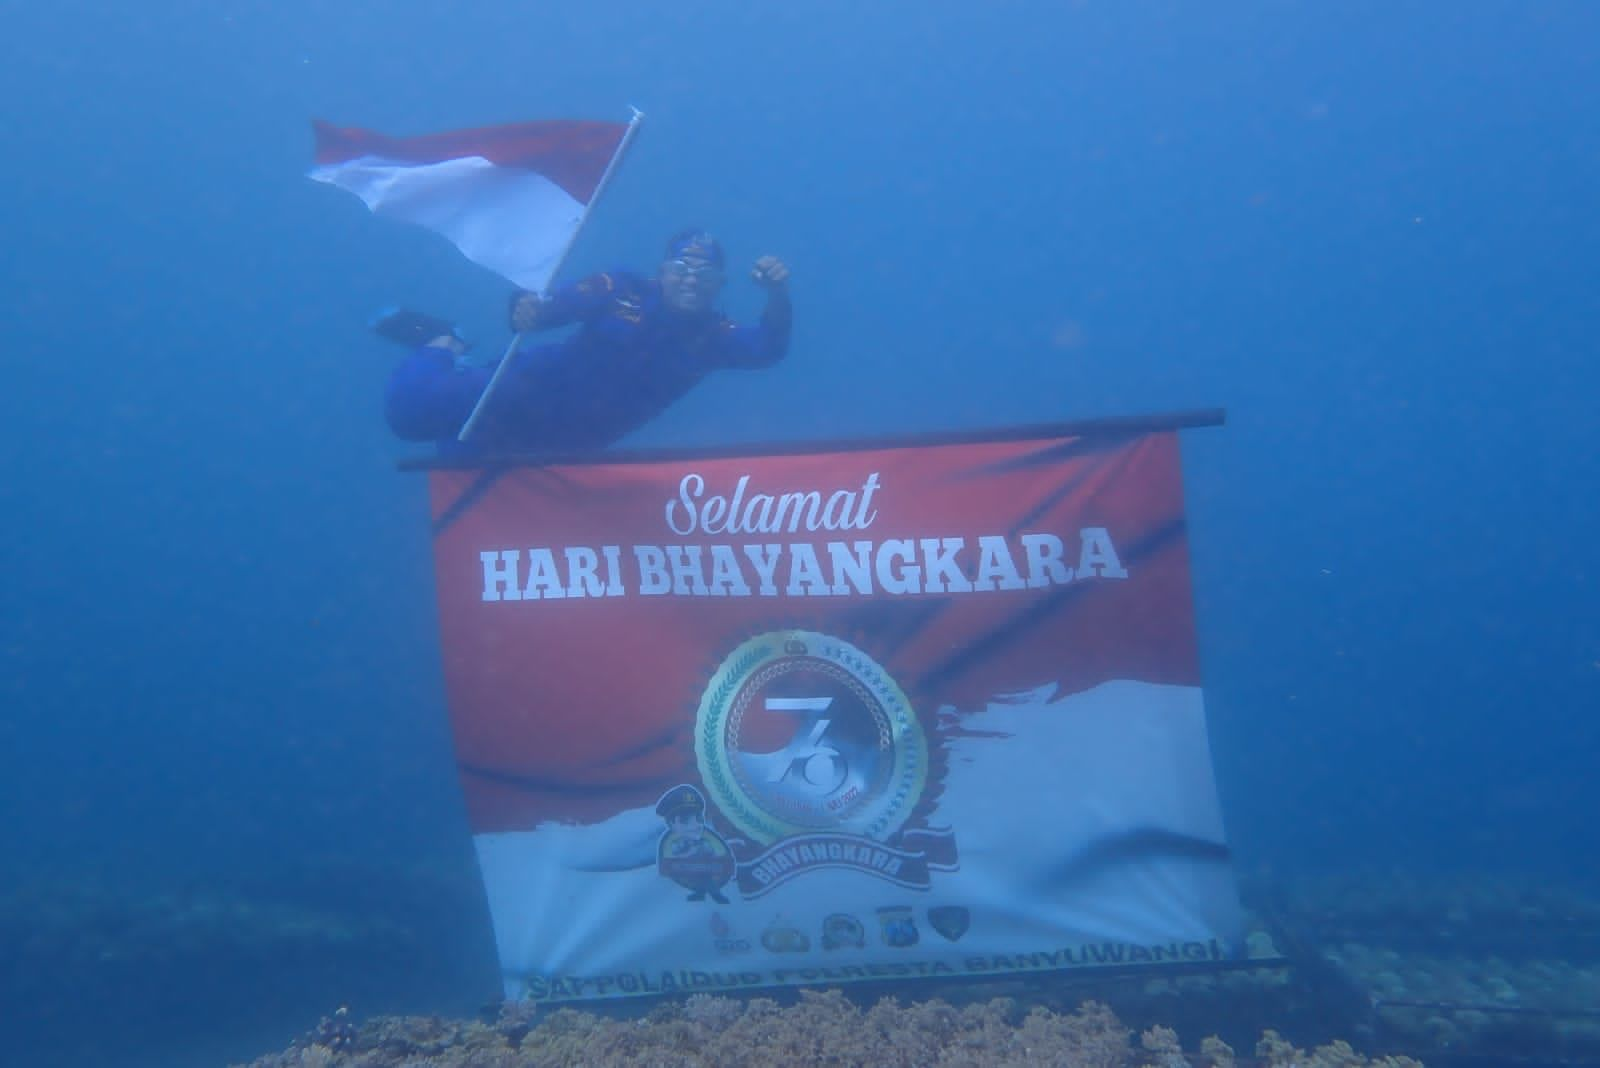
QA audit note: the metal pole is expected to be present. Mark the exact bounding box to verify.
[402,408,1229,472]
[457,107,646,444]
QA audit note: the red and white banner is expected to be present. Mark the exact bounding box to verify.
[309,117,634,290]
[424,425,1241,1002]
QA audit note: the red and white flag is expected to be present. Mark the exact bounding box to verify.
[309,115,638,291]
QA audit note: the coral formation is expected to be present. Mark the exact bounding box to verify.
[17,863,1600,1065]
[235,992,1419,1067]
[1257,870,1600,1058]
[0,862,477,977]
[0,860,493,1068]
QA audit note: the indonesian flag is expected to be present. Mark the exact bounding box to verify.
[309,116,637,291]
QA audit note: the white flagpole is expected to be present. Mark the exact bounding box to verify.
[458,107,645,444]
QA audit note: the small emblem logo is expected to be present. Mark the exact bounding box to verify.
[821,913,865,950]
[928,906,971,942]
[760,916,811,954]
[877,906,919,948]
[709,912,751,954]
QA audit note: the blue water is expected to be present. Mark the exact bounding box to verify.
[2,3,1596,1064]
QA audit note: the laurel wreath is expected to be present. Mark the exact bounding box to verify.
[699,643,772,835]
[697,634,927,845]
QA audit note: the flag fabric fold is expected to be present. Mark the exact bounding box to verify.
[309,117,633,292]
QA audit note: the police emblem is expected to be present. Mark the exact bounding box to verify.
[821,913,865,951]
[876,905,919,948]
[928,906,970,942]
[760,917,811,954]
[695,631,926,845]
[709,912,750,955]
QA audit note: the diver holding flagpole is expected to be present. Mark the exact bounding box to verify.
[454,107,646,444]
[311,108,791,456]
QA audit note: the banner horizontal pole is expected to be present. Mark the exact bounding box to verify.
[398,407,1226,472]
[501,951,1289,1009]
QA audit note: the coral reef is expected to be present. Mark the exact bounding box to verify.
[1254,1030,1421,1067]
[0,859,494,1068]
[236,992,1419,1068]
[0,855,486,981]
[1255,870,1600,1059]
[18,862,1600,1065]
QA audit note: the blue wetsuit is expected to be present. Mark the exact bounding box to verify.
[384,270,791,453]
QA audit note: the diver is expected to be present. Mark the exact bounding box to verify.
[377,230,791,453]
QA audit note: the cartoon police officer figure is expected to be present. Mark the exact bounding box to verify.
[655,785,735,904]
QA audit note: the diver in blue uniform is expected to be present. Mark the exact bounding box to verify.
[379,230,791,453]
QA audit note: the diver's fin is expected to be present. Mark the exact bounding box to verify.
[370,307,467,349]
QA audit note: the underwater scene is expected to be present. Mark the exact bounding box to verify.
[3,3,1597,1066]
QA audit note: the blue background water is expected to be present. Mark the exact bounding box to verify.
[2,2,1596,1064]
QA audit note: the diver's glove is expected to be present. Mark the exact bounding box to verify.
[750,255,790,289]
[509,290,546,333]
